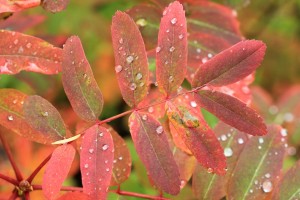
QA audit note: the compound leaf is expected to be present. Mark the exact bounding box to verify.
[0,30,62,75]
[80,125,114,199]
[42,144,75,200]
[62,36,103,122]
[156,1,187,96]
[129,111,181,195]
[111,11,149,107]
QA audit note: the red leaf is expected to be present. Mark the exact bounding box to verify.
[43,144,75,200]
[227,125,285,199]
[166,100,226,174]
[129,111,180,195]
[104,125,131,186]
[195,90,267,136]
[0,30,62,75]
[56,192,89,200]
[0,0,40,13]
[41,0,70,13]
[156,1,187,96]
[62,36,104,122]
[192,40,266,88]
[111,11,149,107]
[80,125,114,199]
[23,95,66,141]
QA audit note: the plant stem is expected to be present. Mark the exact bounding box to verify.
[0,173,18,185]
[0,133,23,181]
[24,192,30,200]
[8,191,18,200]
[98,109,133,125]
[27,153,52,183]
[111,190,170,200]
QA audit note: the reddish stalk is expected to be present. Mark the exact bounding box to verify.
[98,109,133,125]
[27,153,52,183]
[112,190,170,200]
[0,173,18,185]
[24,192,30,200]
[0,133,23,181]
[8,192,18,200]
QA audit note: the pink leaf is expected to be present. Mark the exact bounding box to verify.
[80,125,114,199]
[129,111,181,195]
[0,30,62,75]
[195,90,267,136]
[111,11,149,107]
[103,125,131,186]
[167,100,226,174]
[42,144,75,200]
[41,0,70,13]
[156,1,187,96]
[23,95,66,141]
[0,0,40,13]
[192,40,266,88]
[62,36,103,122]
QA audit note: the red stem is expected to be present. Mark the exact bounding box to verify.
[98,110,133,125]
[8,191,18,200]
[27,153,52,183]
[112,190,170,200]
[24,192,30,200]
[0,133,23,181]
[0,173,18,185]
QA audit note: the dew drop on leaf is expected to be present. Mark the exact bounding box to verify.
[258,138,264,144]
[207,168,213,173]
[136,18,147,27]
[178,34,184,40]
[102,144,109,151]
[169,46,175,52]
[118,156,123,160]
[115,65,123,73]
[208,53,213,58]
[106,168,110,172]
[13,39,18,45]
[7,115,14,121]
[99,132,104,137]
[129,83,137,91]
[202,57,208,63]
[280,128,288,137]
[196,48,201,53]
[156,46,161,53]
[84,164,89,169]
[148,107,154,113]
[190,101,197,108]
[26,43,32,49]
[168,76,174,83]
[126,55,134,64]
[224,147,233,157]
[136,73,143,80]
[262,180,273,193]
[265,173,271,178]
[41,111,49,117]
[220,134,227,141]
[156,126,163,134]
[171,18,177,24]
[142,114,147,121]
[237,138,244,144]
[13,99,17,104]
[119,38,123,44]
[89,149,94,154]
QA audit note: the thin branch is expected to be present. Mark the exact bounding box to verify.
[0,173,18,185]
[24,192,30,200]
[27,153,52,183]
[0,133,23,181]
[98,109,133,125]
[8,191,18,200]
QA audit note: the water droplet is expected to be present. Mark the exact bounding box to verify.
[156,46,161,53]
[180,180,186,189]
[249,189,253,193]
[171,18,177,24]
[208,53,213,58]
[129,83,137,91]
[258,146,262,149]
[126,55,134,64]
[118,156,123,160]
[142,114,147,121]
[148,107,154,113]
[72,61,75,65]
[104,160,108,164]
[113,159,117,163]
[242,47,246,51]
[136,18,147,27]
[8,115,14,121]
[284,112,294,122]
[136,73,143,80]
[13,39,18,45]
[224,147,233,157]
[106,168,110,172]
[237,138,244,144]
[169,46,175,52]
[207,168,213,173]
[220,134,227,141]
[26,43,32,49]
[13,99,17,104]
[102,144,109,151]
[41,112,49,117]
[281,128,288,137]
[258,138,264,144]
[99,132,104,137]
[196,48,201,53]
[156,126,163,134]
[163,10,167,16]
[202,58,208,63]
[84,164,89,168]
[115,65,122,73]
[178,34,184,39]
[265,173,271,178]
[190,101,197,108]
[89,149,94,153]
[119,38,123,44]
[166,29,170,33]
[168,75,174,83]
[262,180,273,193]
